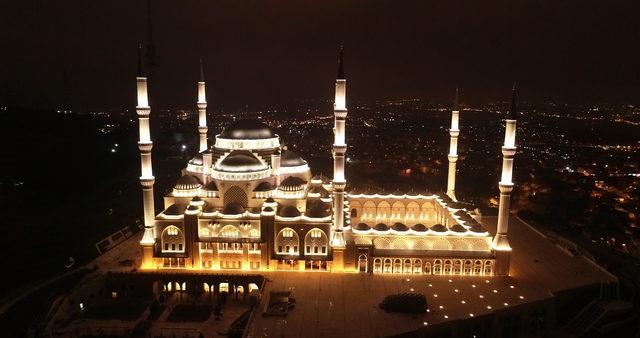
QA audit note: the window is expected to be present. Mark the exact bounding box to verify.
[249,229,260,238]
[286,245,290,253]
[167,227,179,236]
[294,246,298,252]
[282,229,294,238]
[351,209,358,218]
[306,246,311,253]
[178,244,183,251]
[220,226,240,237]
[322,246,326,254]
[314,246,319,253]
[164,243,169,250]
[278,245,282,253]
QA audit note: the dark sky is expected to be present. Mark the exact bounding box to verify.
[2,0,639,111]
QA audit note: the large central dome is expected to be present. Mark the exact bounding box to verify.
[219,119,274,140]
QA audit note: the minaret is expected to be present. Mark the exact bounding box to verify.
[136,45,156,268]
[197,59,208,152]
[493,84,518,276]
[331,44,347,271]
[446,88,460,200]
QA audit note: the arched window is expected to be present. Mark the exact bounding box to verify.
[384,258,392,273]
[200,228,211,237]
[483,260,493,275]
[363,201,376,221]
[377,202,391,224]
[464,260,473,275]
[249,229,260,238]
[373,258,382,274]
[391,202,406,223]
[453,260,463,275]
[403,259,412,274]
[393,259,402,274]
[219,225,240,238]
[413,259,422,274]
[162,226,185,252]
[474,260,483,275]
[443,260,452,275]
[276,228,299,254]
[304,228,328,255]
[350,208,358,218]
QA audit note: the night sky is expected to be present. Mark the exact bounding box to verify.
[2,0,639,111]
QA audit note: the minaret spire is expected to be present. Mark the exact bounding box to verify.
[197,58,208,152]
[446,87,460,200]
[493,83,519,276]
[136,44,156,268]
[331,43,348,270]
[337,43,345,79]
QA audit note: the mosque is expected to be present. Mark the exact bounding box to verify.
[135,46,518,276]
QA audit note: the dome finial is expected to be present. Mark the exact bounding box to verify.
[337,43,345,79]
[509,82,517,119]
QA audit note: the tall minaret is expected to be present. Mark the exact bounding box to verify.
[331,44,347,270]
[197,59,208,152]
[137,45,156,268]
[493,84,518,276]
[446,88,460,200]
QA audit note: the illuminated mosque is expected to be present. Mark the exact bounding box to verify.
[135,46,519,276]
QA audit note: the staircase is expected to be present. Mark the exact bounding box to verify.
[565,299,607,336]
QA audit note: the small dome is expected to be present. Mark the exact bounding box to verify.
[374,223,389,231]
[174,175,202,190]
[280,176,307,187]
[254,181,274,192]
[265,197,276,203]
[406,189,419,196]
[304,205,330,218]
[219,119,275,140]
[191,196,202,202]
[263,206,275,213]
[308,185,330,198]
[450,223,468,233]
[278,205,301,217]
[391,222,409,232]
[205,181,218,191]
[280,149,307,167]
[439,194,454,204]
[187,205,199,211]
[430,224,447,232]
[216,150,267,173]
[412,224,428,232]
[222,202,245,215]
[189,154,203,166]
[354,223,371,231]
[203,204,216,213]
[164,204,187,215]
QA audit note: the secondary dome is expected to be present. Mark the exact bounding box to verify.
[174,175,202,190]
[281,149,307,167]
[219,119,274,140]
[215,150,268,173]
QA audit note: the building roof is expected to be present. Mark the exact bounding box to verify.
[215,150,268,173]
[219,119,275,140]
[391,222,409,232]
[174,175,202,190]
[254,181,274,192]
[374,223,389,231]
[164,204,187,215]
[222,202,245,215]
[280,176,307,187]
[278,205,301,217]
[280,149,307,167]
